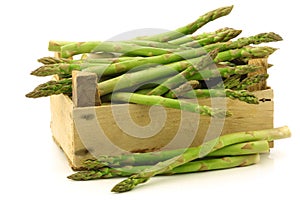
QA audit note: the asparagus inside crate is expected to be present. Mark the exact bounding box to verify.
[26,5,290,193]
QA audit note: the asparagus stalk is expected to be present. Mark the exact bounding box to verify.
[33,56,140,76]
[109,92,230,118]
[26,57,193,98]
[170,27,242,46]
[97,54,218,96]
[147,50,218,96]
[222,74,241,89]
[26,62,259,98]
[163,80,200,98]
[48,5,233,54]
[188,65,262,80]
[222,74,269,90]
[37,56,72,65]
[26,65,261,98]
[140,6,234,42]
[25,78,72,98]
[123,39,186,49]
[167,89,259,104]
[32,47,207,77]
[78,140,270,170]
[60,41,175,58]
[33,33,278,77]
[48,40,73,52]
[49,39,185,54]
[31,63,108,77]
[111,126,291,192]
[68,154,260,181]
[214,46,277,63]
[204,32,282,52]
[38,56,135,65]
[236,74,269,90]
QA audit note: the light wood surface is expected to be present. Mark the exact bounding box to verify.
[51,89,273,169]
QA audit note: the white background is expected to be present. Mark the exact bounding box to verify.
[1,0,299,199]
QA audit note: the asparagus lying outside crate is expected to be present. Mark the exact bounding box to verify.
[26,5,290,193]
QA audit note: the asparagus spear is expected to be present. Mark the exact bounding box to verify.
[163,80,200,98]
[204,32,282,52]
[90,37,269,75]
[55,5,234,57]
[31,63,111,77]
[170,27,242,46]
[26,57,194,98]
[221,74,269,90]
[37,56,72,65]
[49,39,185,54]
[109,92,230,118]
[188,65,262,80]
[25,78,72,98]
[33,33,278,77]
[122,39,186,49]
[111,126,291,192]
[140,6,234,42]
[68,154,260,180]
[25,65,261,98]
[48,40,73,52]
[214,46,277,63]
[60,41,175,58]
[38,56,135,65]
[32,47,206,77]
[166,89,259,104]
[97,54,217,96]
[77,140,270,170]
[236,74,269,90]
[147,50,218,95]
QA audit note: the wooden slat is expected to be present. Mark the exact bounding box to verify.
[72,70,101,107]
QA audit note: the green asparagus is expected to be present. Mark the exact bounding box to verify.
[25,78,72,98]
[170,27,241,46]
[78,140,270,170]
[36,31,280,77]
[68,154,260,181]
[214,46,277,63]
[111,126,291,192]
[61,41,176,58]
[163,80,200,98]
[166,89,259,104]
[204,32,282,52]
[221,74,269,90]
[141,6,234,42]
[109,92,230,118]
[147,50,218,95]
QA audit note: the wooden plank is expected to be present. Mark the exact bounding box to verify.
[72,71,101,107]
[69,89,273,169]
[50,94,76,166]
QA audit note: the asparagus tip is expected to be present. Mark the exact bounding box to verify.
[111,176,149,193]
[30,66,52,77]
[270,32,283,41]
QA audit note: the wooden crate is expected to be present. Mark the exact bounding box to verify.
[50,58,273,170]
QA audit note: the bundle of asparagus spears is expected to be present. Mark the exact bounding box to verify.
[26,5,282,118]
[25,5,290,192]
[68,126,291,193]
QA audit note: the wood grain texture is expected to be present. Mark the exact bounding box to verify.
[51,89,273,169]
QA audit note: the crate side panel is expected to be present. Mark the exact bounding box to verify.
[70,89,273,169]
[50,94,75,165]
